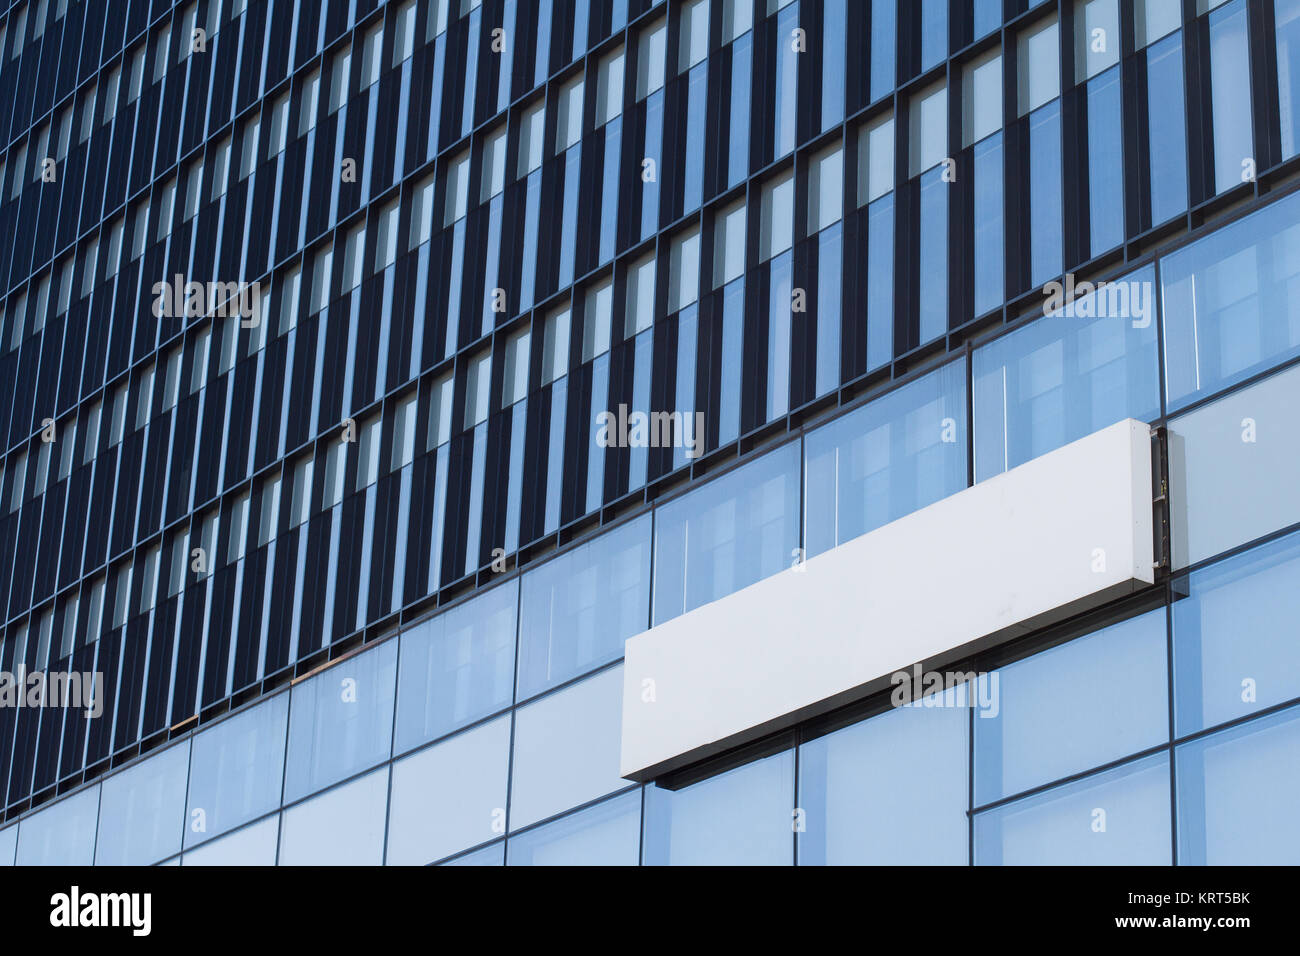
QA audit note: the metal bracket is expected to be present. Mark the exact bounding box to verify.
[1151,426,1171,575]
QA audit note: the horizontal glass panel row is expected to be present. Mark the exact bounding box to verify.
[3,175,1298,822]
[5,551,1299,865]
[6,238,1300,860]
[27,687,1293,866]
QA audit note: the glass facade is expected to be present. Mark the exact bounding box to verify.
[0,0,1297,867]
[5,498,1298,864]
[2,301,1297,862]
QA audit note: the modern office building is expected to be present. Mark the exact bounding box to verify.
[0,0,1297,866]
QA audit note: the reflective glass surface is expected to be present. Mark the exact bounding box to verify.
[1173,530,1300,734]
[185,693,289,849]
[15,786,99,866]
[95,741,190,866]
[652,441,801,624]
[975,753,1172,865]
[798,692,968,865]
[507,790,641,866]
[805,360,967,557]
[394,582,516,752]
[183,815,279,866]
[509,666,627,831]
[1168,362,1300,568]
[386,715,510,865]
[284,641,397,803]
[643,748,795,866]
[1176,704,1300,865]
[1161,192,1300,410]
[278,767,390,866]
[974,610,1168,804]
[517,517,649,699]
[973,266,1160,481]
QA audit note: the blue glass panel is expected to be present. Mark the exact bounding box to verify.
[1161,191,1300,409]
[798,690,969,864]
[822,0,846,130]
[283,640,397,803]
[866,194,895,368]
[1208,0,1253,196]
[600,117,621,264]
[718,279,744,446]
[1147,31,1188,225]
[95,741,190,865]
[15,785,99,865]
[0,825,14,865]
[386,716,511,865]
[355,486,379,628]
[558,146,580,288]
[461,9,480,138]
[185,692,288,849]
[498,0,516,112]
[973,0,1001,39]
[767,251,792,421]
[510,667,628,829]
[1167,362,1300,568]
[545,377,567,533]
[572,0,589,60]
[428,443,451,587]
[394,580,516,753]
[183,815,278,866]
[869,0,896,102]
[774,5,798,158]
[975,753,1172,864]
[643,749,795,865]
[629,329,653,488]
[1279,0,1300,160]
[519,171,541,310]
[918,165,948,344]
[467,429,488,574]
[534,0,553,88]
[673,305,699,472]
[1174,531,1300,735]
[1029,101,1063,287]
[441,842,505,865]
[974,609,1168,804]
[728,34,752,188]
[1176,705,1300,865]
[642,91,664,240]
[972,133,1004,317]
[586,353,610,514]
[427,36,447,159]
[278,767,389,865]
[480,196,503,335]
[503,402,526,553]
[652,439,801,624]
[973,265,1160,481]
[921,0,947,71]
[517,515,650,698]
[815,224,842,396]
[684,64,706,213]
[446,220,465,357]
[507,790,642,865]
[1087,67,1124,256]
[804,359,967,558]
